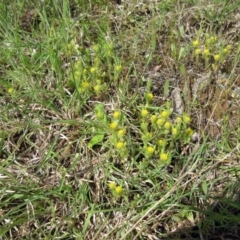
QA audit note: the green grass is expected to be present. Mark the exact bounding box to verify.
[1,0,240,239]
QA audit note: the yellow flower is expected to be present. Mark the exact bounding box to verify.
[82,81,90,89]
[183,114,191,124]
[185,128,194,137]
[164,121,171,130]
[94,85,101,93]
[203,49,210,56]
[116,141,124,149]
[195,49,201,55]
[146,146,154,155]
[7,87,14,94]
[176,117,182,123]
[108,182,116,190]
[90,67,96,73]
[145,92,153,101]
[161,110,170,118]
[210,36,217,43]
[157,118,165,126]
[223,45,231,55]
[172,127,178,135]
[113,110,121,119]
[160,152,168,161]
[158,139,166,147]
[192,40,199,48]
[214,54,220,62]
[117,129,125,137]
[150,114,157,123]
[115,186,123,196]
[141,109,149,118]
[110,122,118,130]
[115,65,122,72]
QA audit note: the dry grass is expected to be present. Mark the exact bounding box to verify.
[0,0,240,239]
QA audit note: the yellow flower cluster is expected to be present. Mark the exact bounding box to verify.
[108,182,124,197]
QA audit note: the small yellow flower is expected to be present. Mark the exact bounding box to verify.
[117,129,125,137]
[145,92,153,101]
[223,48,228,54]
[176,117,182,123]
[110,122,118,130]
[192,40,199,48]
[195,49,201,55]
[160,152,168,161]
[203,49,210,56]
[226,45,231,50]
[210,36,217,43]
[115,186,123,196]
[172,127,178,135]
[94,85,101,93]
[150,114,157,123]
[116,141,124,149]
[146,146,155,155]
[223,45,231,55]
[141,109,149,118]
[115,65,122,72]
[113,110,121,119]
[161,110,170,118]
[157,118,165,126]
[158,139,166,147]
[82,81,90,89]
[146,132,152,139]
[214,54,220,62]
[108,182,116,190]
[164,121,171,130]
[7,87,14,94]
[90,67,96,73]
[183,114,191,124]
[185,128,194,137]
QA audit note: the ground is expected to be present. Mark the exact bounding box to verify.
[0,0,240,239]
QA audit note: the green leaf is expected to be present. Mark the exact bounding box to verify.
[163,79,170,97]
[202,180,208,195]
[88,134,105,148]
[178,47,185,60]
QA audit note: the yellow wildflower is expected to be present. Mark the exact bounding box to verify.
[113,110,121,119]
[110,122,118,130]
[203,49,210,56]
[164,121,171,130]
[192,40,199,48]
[117,129,125,137]
[160,152,168,161]
[161,110,170,118]
[108,182,116,190]
[195,49,201,55]
[116,141,124,149]
[115,186,123,196]
[141,109,149,118]
[146,146,154,155]
[157,118,165,126]
[214,54,220,62]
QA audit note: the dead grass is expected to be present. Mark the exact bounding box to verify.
[0,0,240,239]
